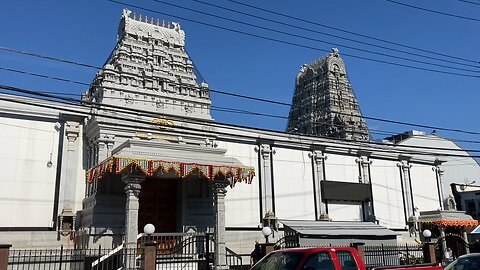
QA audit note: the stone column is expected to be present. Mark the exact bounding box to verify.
[356,154,374,221]
[122,174,145,248]
[213,179,229,270]
[463,228,470,254]
[256,144,274,215]
[398,157,414,220]
[309,150,329,220]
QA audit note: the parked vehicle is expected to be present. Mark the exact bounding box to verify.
[443,253,480,270]
[250,247,442,270]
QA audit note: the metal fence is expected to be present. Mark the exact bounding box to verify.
[364,244,423,268]
[7,246,141,270]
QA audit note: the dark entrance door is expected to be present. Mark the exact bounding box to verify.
[138,177,178,232]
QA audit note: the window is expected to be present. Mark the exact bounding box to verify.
[335,250,358,270]
[302,251,334,270]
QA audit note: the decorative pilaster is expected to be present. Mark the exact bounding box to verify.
[433,159,445,210]
[213,179,229,270]
[63,121,80,212]
[255,144,274,215]
[356,153,374,221]
[309,150,329,220]
[122,174,145,249]
[398,157,414,222]
[439,226,447,259]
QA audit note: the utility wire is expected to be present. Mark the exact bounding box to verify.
[385,0,480,22]
[105,0,480,78]
[190,0,480,69]
[226,0,480,65]
[0,47,102,69]
[2,83,480,157]
[458,0,480,6]
[1,64,480,137]
[0,91,476,158]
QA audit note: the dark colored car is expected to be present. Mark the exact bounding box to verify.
[444,253,480,270]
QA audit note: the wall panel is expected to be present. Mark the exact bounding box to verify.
[272,148,315,220]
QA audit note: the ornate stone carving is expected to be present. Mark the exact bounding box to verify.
[286,49,369,141]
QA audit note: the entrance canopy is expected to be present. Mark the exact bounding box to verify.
[418,210,478,227]
[86,139,255,186]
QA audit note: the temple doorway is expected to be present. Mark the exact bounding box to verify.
[138,177,179,233]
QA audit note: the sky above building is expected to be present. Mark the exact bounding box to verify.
[0,0,479,159]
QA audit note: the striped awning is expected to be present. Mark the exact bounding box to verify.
[86,156,255,187]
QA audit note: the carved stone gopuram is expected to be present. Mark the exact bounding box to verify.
[286,48,369,141]
[84,9,211,120]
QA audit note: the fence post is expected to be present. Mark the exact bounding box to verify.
[59,245,64,270]
[350,242,365,262]
[0,244,12,270]
[423,242,436,264]
[206,233,211,268]
[143,242,157,270]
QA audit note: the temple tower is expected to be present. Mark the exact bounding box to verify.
[286,48,369,141]
[84,9,211,120]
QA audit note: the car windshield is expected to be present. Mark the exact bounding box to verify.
[444,255,480,270]
[251,251,304,270]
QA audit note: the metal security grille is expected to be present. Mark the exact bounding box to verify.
[7,246,141,270]
[364,244,423,268]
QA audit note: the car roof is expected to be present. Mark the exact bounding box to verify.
[273,247,357,254]
[458,253,480,259]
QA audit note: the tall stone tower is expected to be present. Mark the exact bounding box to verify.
[286,48,369,141]
[84,9,211,120]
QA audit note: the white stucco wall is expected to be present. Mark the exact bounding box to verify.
[399,134,480,201]
[370,159,406,229]
[219,141,260,227]
[272,148,315,220]
[324,154,359,183]
[410,164,441,212]
[0,118,60,228]
[328,202,363,221]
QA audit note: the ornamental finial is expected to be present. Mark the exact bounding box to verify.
[145,15,148,23]
[133,13,136,20]
[151,17,154,24]
[139,14,142,21]
[162,20,165,27]
[156,18,159,26]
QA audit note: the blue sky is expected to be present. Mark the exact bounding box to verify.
[0,0,479,154]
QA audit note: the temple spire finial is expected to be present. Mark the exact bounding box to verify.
[139,14,142,21]
[133,12,136,20]
[156,18,159,26]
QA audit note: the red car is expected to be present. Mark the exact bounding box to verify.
[251,247,442,270]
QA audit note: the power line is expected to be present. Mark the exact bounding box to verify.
[190,0,480,69]
[226,0,480,65]
[1,64,480,137]
[2,83,480,158]
[385,0,480,22]
[458,0,480,5]
[0,47,101,69]
[105,0,480,78]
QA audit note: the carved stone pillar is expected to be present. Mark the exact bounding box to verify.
[439,226,447,259]
[398,157,414,220]
[122,174,145,249]
[356,154,374,221]
[256,144,274,215]
[309,150,329,220]
[213,179,229,270]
